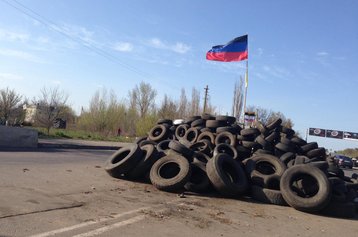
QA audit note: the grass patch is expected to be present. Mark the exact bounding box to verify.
[29,127,134,143]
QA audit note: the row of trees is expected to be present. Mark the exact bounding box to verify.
[1,80,294,137]
[78,82,217,137]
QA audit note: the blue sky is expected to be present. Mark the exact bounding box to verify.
[0,0,357,151]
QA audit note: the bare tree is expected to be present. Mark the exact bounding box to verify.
[247,105,294,128]
[34,87,69,135]
[188,87,200,116]
[178,88,188,118]
[0,87,22,123]
[129,81,157,118]
[158,94,178,119]
[78,88,128,136]
[232,77,244,120]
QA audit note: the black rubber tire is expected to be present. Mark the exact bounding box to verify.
[255,135,274,151]
[265,131,280,143]
[184,116,200,125]
[239,134,256,142]
[175,124,189,140]
[241,141,259,150]
[192,151,211,163]
[245,154,286,187]
[307,161,329,171]
[301,142,318,154]
[291,136,307,146]
[306,147,326,159]
[105,144,143,178]
[327,165,345,179]
[320,201,356,218]
[275,142,294,153]
[254,121,267,135]
[280,137,292,146]
[206,153,248,196]
[150,154,191,192]
[253,149,273,155]
[240,128,260,137]
[215,115,236,125]
[280,152,296,166]
[280,164,332,212]
[235,145,252,160]
[266,118,282,131]
[206,119,225,128]
[128,144,159,179]
[138,139,157,147]
[156,139,171,154]
[184,161,211,193]
[189,140,212,156]
[168,140,194,160]
[201,113,215,120]
[148,124,169,142]
[197,131,215,144]
[157,119,173,126]
[191,118,206,127]
[215,131,236,146]
[200,127,211,133]
[281,126,295,137]
[294,155,311,165]
[251,185,288,206]
[214,143,238,160]
[184,127,199,144]
[216,126,237,134]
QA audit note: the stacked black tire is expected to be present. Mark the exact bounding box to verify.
[105,115,358,218]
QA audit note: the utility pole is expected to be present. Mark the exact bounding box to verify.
[203,85,209,113]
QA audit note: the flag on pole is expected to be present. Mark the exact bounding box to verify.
[206,35,248,62]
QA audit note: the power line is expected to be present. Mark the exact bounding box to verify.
[1,0,153,79]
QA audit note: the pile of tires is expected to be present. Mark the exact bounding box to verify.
[104,115,358,218]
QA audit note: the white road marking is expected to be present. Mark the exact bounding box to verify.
[72,215,145,237]
[28,207,148,237]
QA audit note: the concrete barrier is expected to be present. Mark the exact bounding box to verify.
[0,126,38,148]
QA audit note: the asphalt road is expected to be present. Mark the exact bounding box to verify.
[0,149,357,237]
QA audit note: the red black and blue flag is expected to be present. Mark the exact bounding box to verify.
[206,35,248,62]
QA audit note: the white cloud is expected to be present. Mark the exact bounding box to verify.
[0,29,29,42]
[317,51,329,57]
[150,38,166,48]
[0,72,23,81]
[113,42,134,52]
[172,42,190,54]
[148,38,190,54]
[0,48,41,62]
[51,23,96,45]
[262,65,291,80]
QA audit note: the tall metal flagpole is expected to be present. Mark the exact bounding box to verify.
[243,60,248,126]
[242,35,248,127]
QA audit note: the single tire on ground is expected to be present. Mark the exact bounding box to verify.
[280,164,332,212]
[206,153,248,197]
[150,154,191,192]
[105,144,143,178]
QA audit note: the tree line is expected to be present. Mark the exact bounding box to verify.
[0,80,294,137]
